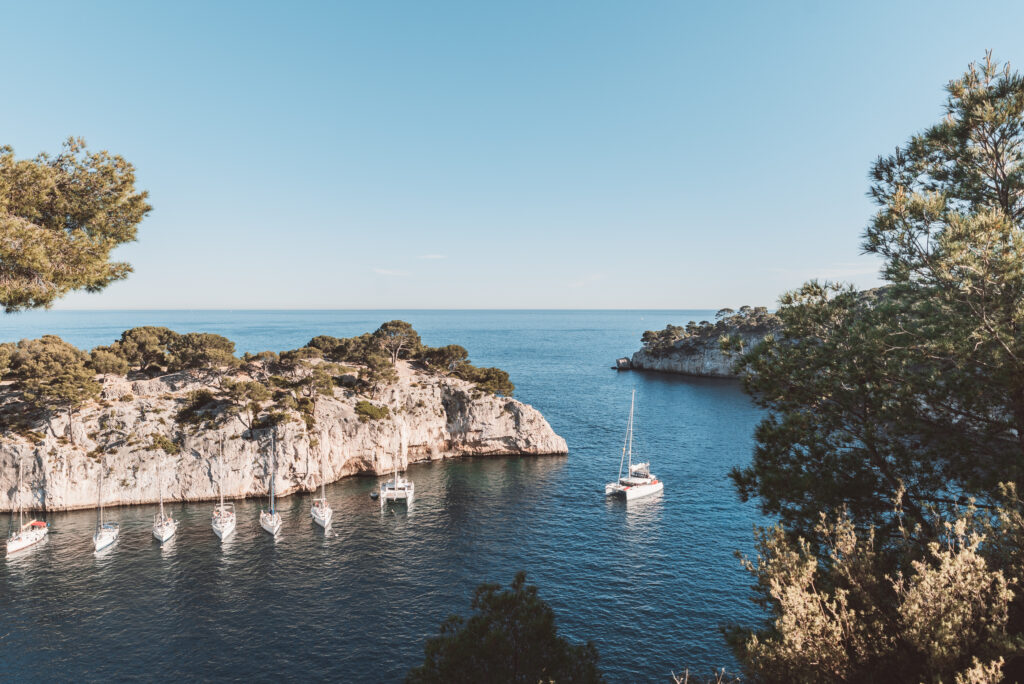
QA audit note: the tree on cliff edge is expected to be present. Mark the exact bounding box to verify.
[0,138,151,311]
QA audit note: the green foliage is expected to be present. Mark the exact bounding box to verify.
[729,54,1024,682]
[167,332,239,373]
[252,410,291,431]
[359,353,399,396]
[406,571,604,684]
[109,326,180,372]
[0,341,14,376]
[0,137,152,311]
[278,346,323,365]
[419,344,469,373]
[460,366,514,396]
[733,505,1015,684]
[89,348,129,376]
[354,400,390,422]
[640,307,779,357]
[9,335,101,412]
[373,320,422,365]
[221,378,272,435]
[149,433,180,455]
[176,389,220,425]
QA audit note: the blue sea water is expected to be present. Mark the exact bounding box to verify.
[0,310,766,682]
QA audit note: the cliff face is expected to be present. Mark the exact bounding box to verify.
[0,362,567,512]
[626,330,768,378]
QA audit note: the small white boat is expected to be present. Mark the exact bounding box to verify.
[6,458,48,555]
[380,458,414,507]
[310,448,332,529]
[93,455,119,552]
[211,439,236,541]
[260,432,282,536]
[152,457,178,543]
[605,390,664,501]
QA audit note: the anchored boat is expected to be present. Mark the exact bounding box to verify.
[310,447,332,529]
[93,455,119,552]
[152,456,179,543]
[211,437,236,541]
[6,457,48,555]
[605,390,664,500]
[259,432,283,536]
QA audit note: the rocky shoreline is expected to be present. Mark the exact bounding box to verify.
[618,308,781,378]
[0,362,567,512]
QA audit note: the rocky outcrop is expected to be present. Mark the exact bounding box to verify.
[0,362,567,512]
[625,330,768,378]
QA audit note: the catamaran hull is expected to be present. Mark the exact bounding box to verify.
[6,527,47,555]
[606,481,664,500]
[212,517,236,540]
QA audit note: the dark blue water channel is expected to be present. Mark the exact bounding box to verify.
[0,310,766,682]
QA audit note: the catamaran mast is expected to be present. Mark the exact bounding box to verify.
[98,456,104,527]
[626,389,635,473]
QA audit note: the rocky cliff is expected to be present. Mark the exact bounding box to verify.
[625,330,770,377]
[0,362,567,512]
[620,308,781,378]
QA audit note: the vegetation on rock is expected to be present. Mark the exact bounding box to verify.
[639,307,779,357]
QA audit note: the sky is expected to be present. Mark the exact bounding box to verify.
[2,1,1023,310]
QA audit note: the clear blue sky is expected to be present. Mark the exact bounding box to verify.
[2,1,1021,309]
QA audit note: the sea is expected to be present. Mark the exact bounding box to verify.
[0,310,767,682]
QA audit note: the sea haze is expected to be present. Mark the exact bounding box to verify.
[0,310,766,681]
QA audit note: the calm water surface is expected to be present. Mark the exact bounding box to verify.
[0,310,766,682]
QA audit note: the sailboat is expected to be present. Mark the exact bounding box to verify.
[152,456,179,542]
[378,432,413,507]
[6,457,49,555]
[259,432,283,535]
[605,390,664,500]
[211,437,235,540]
[310,448,332,529]
[93,455,119,551]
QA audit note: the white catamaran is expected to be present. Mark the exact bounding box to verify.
[211,438,235,541]
[6,457,49,555]
[152,456,179,543]
[379,457,414,507]
[310,448,332,529]
[93,455,119,552]
[605,390,664,500]
[259,432,283,536]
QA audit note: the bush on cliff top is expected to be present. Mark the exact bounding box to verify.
[354,400,390,422]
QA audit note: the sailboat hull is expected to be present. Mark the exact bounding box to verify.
[212,516,236,540]
[311,505,332,528]
[93,524,119,551]
[260,512,282,536]
[153,519,178,542]
[6,524,48,555]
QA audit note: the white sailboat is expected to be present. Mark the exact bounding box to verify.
[379,456,414,507]
[310,448,332,529]
[152,456,178,542]
[211,437,235,541]
[6,457,48,555]
[259,432,282,535]
[93,455,119,552]
[605,390,664,500]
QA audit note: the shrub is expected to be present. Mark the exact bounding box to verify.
[355,400,390,422]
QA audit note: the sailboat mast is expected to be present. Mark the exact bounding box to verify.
[270,432,276,515]
[17,458,23,529]
[158,457,165,518]
[219,437,225,509]
[626,390,636,473]
[98,456,104,527]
